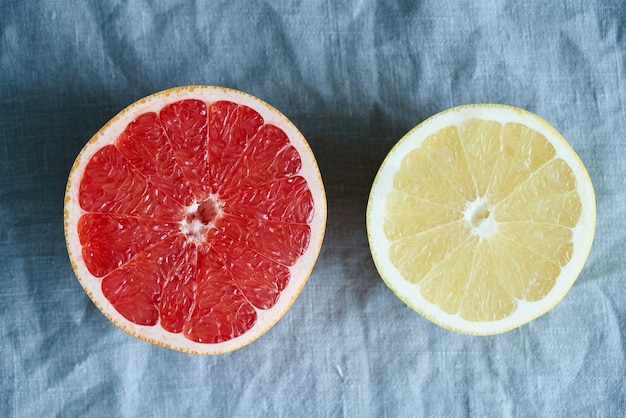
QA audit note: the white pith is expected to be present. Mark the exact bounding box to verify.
[64,86,327,354]
[180,196,221,244]
[366,104,596,335]
[464,197,495,238]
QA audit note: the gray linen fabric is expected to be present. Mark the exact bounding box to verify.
[1,1,624,416]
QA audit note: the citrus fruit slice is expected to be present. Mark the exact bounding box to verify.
[367,104,595,335]
[65,86,326,354]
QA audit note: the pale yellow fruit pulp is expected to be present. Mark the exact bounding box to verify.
[367,104,595,335]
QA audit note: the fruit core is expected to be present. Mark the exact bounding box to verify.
[181,197,222,243]
[465,197,495,238]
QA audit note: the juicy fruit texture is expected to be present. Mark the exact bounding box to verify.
[79,101,310,342]
[65,86,326,353]
[387,120,579,320]
[367,105,595,335]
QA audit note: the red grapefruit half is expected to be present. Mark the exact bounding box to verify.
[65,86,326,354]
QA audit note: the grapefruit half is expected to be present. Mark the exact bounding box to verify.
[65,86,326,354]
[367,104,595,335]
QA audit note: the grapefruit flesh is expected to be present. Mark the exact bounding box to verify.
[367,104,595,335]
[65,86,326,353]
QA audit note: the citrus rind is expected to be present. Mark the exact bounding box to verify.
[65,86,327,354]
[366,104,595,335]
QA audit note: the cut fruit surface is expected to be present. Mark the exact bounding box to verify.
[65,86,326,354]
[367,104,595,335]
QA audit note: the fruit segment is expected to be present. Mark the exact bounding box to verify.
[184,246,257,344]
[419,126,477,203]
[160,99,211,201]
[223,176,314,223]
[78,213,179,278]
[494,159,581,227]
[216,214,311,266]
[458,119,502,196]
[484,233,561,302]
[486,122,556,203]
[156,236,198,333]
[389,220,471,284]
[208,101,264,194]
[101,235,194,328]
[117,112,195,207]
[419,236,480,315]
[457,238,518,322]
[383,189,463,241]
[218,124,302,199]
[208,229,290,310]
[497,222,573,266]
[79,145,185,220]
[393,138,472,212]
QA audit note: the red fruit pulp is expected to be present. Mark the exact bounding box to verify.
[77,99,314,344]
